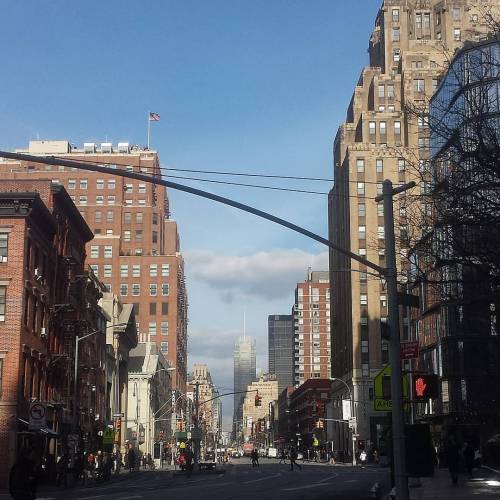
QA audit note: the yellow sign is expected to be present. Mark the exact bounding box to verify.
[179,441,186,449]
[373,364,409,412]
[103,428,115,445]
[313,438,319,447]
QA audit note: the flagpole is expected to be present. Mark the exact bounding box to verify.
[147,112,151,150]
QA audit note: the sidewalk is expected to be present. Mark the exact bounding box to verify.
[404,467,500,499]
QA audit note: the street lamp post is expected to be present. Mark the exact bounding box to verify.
[330,378,356,466]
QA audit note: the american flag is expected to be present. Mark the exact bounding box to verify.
[149,112,160,121]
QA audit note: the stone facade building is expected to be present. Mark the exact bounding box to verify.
[328,0,498,456]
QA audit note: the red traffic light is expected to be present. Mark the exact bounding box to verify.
[254,394,262,407]
[413,375,439,400]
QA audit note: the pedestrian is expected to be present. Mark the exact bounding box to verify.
[184,445,194,478]
[289,447,301,471]
[463,442,475,477]
[446,435,460,485]
[251,449,259,467]
[279,449,286,464]
[9,449,38,500]
[55,453,68,488]
[127,445,136,473]
[73,453,85,486]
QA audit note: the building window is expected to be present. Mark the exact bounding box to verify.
[96,179,104,190]
[392,8,399,22]
[359,271,367,283]
[90,246,99,258]
[377,203,384,217]
[380,295,387,308]
[378,85,385,98]
[106,229,113,236]
[104,283,112,293]
[104,246,112,258]
[80,179,88,190]
[379,121,386,135]
[136,213,143,224]
[0,357,3,395]
[360,294,368,306]
[161,264,170,277]
[393,48,401,62]
[107,211,114,222]
[398,158,406,172]
[120,284,128,296]
[394,121,401,136]
[161,321,169,336]
[379,105,385,112]
[161,302,169,315]
[120,265,128,277]
[453,28,461,41]
[414,79,425,93]
[392,27,400,41]
[362,363,369,377]
[148,322,157,336]
[361,340,369,353]
[369,121,376,136]
[125,183,133,193]
[452,7,460,21]
[135,230,143,242]
[152,231,158,244]
[90,264,99,276]
[0,234,8,262]
[160,341,168,354]
[132,284,140,296]
[68,179,76,190]
[103,265,112,277]
[376,159,384,173]
[107,195,115,205]
[95,211,102,223]
[95,195,104,205]
[124,230,131,242]
[132,265,141,277]
[79,196,87,205]
[150,264,158,277]
[358,204,366,217]
[152,213,159,225]
[357,182,365,196]
[377,183,383,195]
[108,179,116,190]
[0,286,6,321]
[138,184,146,194]
[356,158,365,173]
[378,226,385,239]
[124,212,131,224]
[162,283,170,296]
[358,226,366,239]
[387,85,395,98]
[150,302,156,315]
[150,284,158,296]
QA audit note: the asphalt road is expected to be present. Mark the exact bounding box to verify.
[34,458,391,500]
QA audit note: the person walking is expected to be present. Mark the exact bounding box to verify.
[127,445,136,473]
[55,453,68,488]
[251,449,259,467]
[279,449,287,464]
[289,447,302,471]
[9,449,38,500]
[463,442,475,477]
[446,435,460,485]
[184,445,194,478]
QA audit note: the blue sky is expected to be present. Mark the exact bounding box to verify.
[0,0,380,429]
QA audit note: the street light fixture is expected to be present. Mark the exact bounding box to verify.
[330,377,356,467]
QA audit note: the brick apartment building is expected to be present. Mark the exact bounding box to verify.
[0,180,107,488]
[293,270,331,386]
[0,140,188,392]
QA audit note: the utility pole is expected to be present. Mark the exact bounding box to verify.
[376,179,415,500]
[193,381,200,463]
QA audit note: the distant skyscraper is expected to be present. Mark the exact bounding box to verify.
[233,336,256,439]
[268,315,294,393]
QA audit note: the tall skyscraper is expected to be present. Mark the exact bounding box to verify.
[268,315,294,393]
[0,140,188,391]
[293,270,331,386]
[328,0,496,456]
[232,335,256,439]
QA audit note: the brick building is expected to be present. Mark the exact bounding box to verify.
[0,180,105,488]
[293,270,331,386]
[0,140,188,392]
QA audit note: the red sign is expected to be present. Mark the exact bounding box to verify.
[400,341,419,360]
[415,377,426,397]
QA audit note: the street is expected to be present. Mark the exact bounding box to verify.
[32,459,390,500]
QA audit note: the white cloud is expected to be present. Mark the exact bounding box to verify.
[185,248,329,302]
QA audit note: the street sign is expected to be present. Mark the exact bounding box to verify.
[397,292,420,308]
[191,428,202,440]
[113,413,125,418]
[29,402,46,430]
[400,341,419,360]
[373,365,409,412]
[103,428,115,445]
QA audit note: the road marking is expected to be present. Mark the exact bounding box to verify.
[117,496,143,500]
[282,483,332,491]
[243,473,281,484]
[317,472,339,483]
[75,496,108,499]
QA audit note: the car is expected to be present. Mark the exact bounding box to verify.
[231,450,241,458]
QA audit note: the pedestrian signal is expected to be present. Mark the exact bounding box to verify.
[315,419,324,429]
[413,374,439,400]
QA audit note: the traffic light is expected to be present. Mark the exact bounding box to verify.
[413,374,439,400]
[254,393,262,407]
[315,419,324,429]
